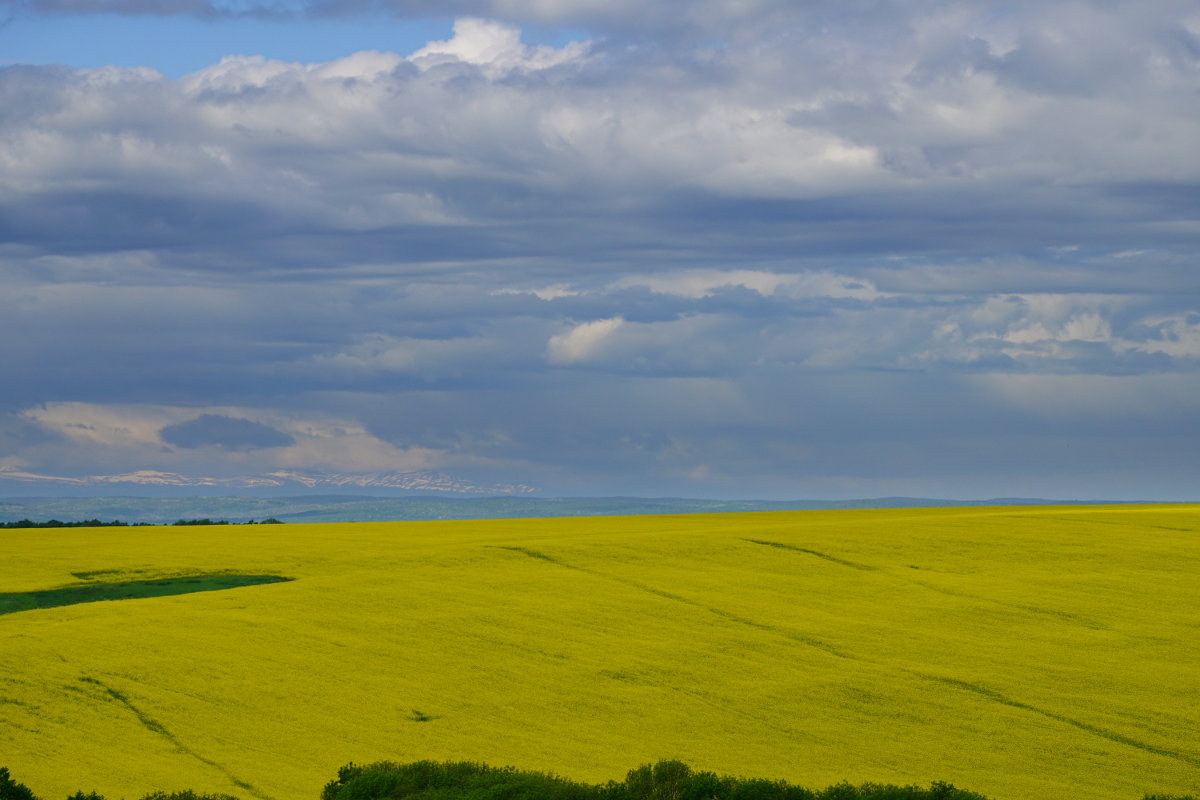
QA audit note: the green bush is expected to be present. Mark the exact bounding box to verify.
[139,792,239,800]
[0,768,38,800]
[1,760,1189,800]
[321,761,990,800]
[321,760,595,800]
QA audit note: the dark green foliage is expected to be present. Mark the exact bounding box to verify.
[609,762,985,800]
[0,519,143,529]
[728,777,813,800]
[321,761,991,800]
[321,760,595,800]
[0,574,292,616]
[621,759,701,800]
[139,792,239,800]
[814,785,857,800]
[1,760,1187,800]
[0,517,279,528]
[0,767,39,800]
[2,779,237,800]
[813,782,980,799]
[169,518,283,525]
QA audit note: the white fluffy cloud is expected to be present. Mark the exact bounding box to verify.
[409,17,589,76]
[546,317,625,365]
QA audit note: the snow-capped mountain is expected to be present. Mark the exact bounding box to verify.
[0,469,536,496]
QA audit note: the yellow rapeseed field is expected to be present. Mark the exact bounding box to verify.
[1,505,1197,799]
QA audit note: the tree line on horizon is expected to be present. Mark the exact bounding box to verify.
[2,760,1195,800]
[0,518,284,529]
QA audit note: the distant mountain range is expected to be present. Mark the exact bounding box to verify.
[0,494,1153,526]
[0,469,537,496]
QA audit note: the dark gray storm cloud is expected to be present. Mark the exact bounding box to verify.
[2,1,1199,498]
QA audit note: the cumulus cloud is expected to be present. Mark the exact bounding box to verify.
[408,17,588,76]
[546,317,624,365]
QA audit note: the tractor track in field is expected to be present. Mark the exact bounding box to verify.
[742,539,877,570]
[79,676,275,800]
[1002,514,1198,533]
[744,537,1105,629]
[490,546,853,659]
[492,544,1200,772]
[741,538,1183,761]
[907,580,1107,629]
[912,673,1200,768]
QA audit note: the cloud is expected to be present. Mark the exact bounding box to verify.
[546,317,624,365]
[1121,313,1200,358]
[3,5,1200,498]
[160,413,295,450]
[21,402,179,449]
[409,17,589,76]
[4,5,1199,264]
[15,402,453,476]
[612,270,886,301]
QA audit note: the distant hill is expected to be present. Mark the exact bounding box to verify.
[0,494,1146,525]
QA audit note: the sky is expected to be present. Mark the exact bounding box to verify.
[1,0,1199,500]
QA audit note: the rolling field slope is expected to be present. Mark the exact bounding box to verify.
[1,506,1197,799]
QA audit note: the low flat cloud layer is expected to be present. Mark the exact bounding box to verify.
[2,1,1198,498]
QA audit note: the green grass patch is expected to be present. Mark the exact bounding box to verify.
[0,574,292,616]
